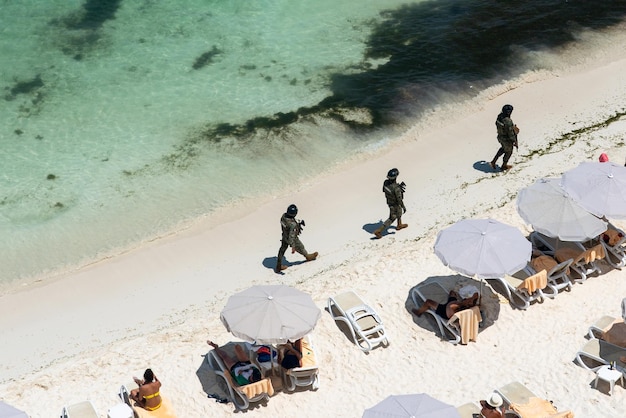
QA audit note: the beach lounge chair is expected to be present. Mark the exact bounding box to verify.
[530,231,603,282]
[575,338,626,372]
[495,381,574,418]
[60,401,98,418]
[588,315,622,340]
[410,281,482,345]
[587,299,626,347]
[600,226,626,268]
[281,334,320,392]
[456,401,481,418]
[327,290,389,352]
[528,252,574,293]
[118,385,178,418]
[485,268,556,310]
[206,342,274,410]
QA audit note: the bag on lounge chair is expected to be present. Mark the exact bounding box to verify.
[256,346,274,362]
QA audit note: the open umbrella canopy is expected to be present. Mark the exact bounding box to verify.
[0,401,28,418]
[517,177,607,241]
[434,218,531,279]
[561,162,626,219]
[220,284,321,344]
[362,394,460,418]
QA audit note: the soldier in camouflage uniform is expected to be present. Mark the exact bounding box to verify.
[275,204,318,273]
[373,168,408,239]
[490,104,519,171]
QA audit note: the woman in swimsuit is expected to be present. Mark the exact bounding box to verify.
[207,340,262,385]
[130,368,162,411]
[412,290,479,319]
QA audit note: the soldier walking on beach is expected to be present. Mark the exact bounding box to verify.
[490,104,519,171]
[373,168,407,239]
[275,204,318,273]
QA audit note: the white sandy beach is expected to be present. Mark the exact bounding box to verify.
[2,42,626,417]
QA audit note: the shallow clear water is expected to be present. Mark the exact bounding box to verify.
[1,0,625,286]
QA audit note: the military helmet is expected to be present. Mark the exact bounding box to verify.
[286,204,298,217]
[387,168,399,179]
[502,104,514,115]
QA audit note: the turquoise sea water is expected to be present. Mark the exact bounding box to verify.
[1,1,626,287]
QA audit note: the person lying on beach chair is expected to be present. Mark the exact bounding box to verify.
[277,339,303,370]
[412,289,479,319]
[479,392,504,418]
[130,368,162,411]
[207,340,262,385]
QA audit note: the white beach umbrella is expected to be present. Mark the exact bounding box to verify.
[516,177,607,241]
[434,218,531,279]
[561,162,626,219]
[362,394,460,418]
[0,401,28,418]
[220,284,321,345]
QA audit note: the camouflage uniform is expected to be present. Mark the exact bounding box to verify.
[276,209,317,272]
[490,109,518,170]
[278,213,307,259]
[373,169,408,239]
[381,180,405,229]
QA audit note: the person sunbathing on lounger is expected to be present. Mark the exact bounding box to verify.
[412,289,479,319]
[278,339,303,369]
[130,368,162,411]
[479,392,504,417]
[207,340,262,385]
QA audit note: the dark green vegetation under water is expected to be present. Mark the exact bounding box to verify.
[186,0,626,148]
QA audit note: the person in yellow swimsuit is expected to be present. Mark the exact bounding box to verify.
[130,368,162,411]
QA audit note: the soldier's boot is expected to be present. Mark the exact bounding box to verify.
[396,218,408,230]
[373,226,384,239]
[275,260,287,273]
[305,252,318,262]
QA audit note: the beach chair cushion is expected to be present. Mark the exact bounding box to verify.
[602,229,624,246]
[130,396,177,418]
[516,269,547,294]
[449,306,481,344]
[601,321,626,348]
[510,397,574,418]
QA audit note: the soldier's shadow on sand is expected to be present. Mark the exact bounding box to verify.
[363,221,399,239]
[405,275,501,341]
[262,256,306,271]
[474,160,499,173]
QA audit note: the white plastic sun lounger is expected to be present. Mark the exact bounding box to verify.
[485,268,557,310]
[281,334,320,392]
[456,401,481,418]
[327,290,389,352]
[206,342,274,410]
[530,231,602,282]
[495,381,574,418]
[528,252,574,293]
[575,338,626,372]
[588,315,622,340]
[600,224,626,268]
[410,281,465,344]
[61,401,98,418]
